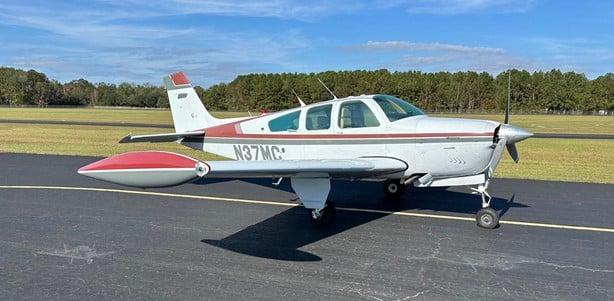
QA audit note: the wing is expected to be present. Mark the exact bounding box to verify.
[77,151,408,188]
[206,157,408,178]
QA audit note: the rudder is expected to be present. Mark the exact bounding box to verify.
[164,72,220,132]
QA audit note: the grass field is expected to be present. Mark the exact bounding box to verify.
[0,107,240,124]
[436,113,614,135]
[1,107,613,134]
[1,108,613,184]
[0,123,216,159]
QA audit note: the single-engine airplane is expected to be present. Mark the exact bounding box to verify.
[78,72,532,229]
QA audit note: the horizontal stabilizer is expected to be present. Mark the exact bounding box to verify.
[119,130,204,143]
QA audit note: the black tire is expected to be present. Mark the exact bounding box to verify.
[384,179,406,198]
[476,208,499,229]
[310,201,335,226]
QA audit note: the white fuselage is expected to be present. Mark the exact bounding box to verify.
[182,96,500,182]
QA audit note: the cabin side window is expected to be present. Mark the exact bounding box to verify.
[373,95,424,122]
[268,111,300,132]
[338,101,380,128]
[305,104,332,130]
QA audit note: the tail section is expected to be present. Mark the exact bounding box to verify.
[164,72,220,132]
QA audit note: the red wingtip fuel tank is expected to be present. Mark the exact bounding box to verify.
[78,151,209,188]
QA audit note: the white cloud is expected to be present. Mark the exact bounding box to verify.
[358,41,505,54]
[94,0,362,20]
[344,40,534,74]
[525,37,614,76]
[377,0,535,14]
[0,1,312,86]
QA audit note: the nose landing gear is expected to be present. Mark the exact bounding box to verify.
[310,201,335,226]
[476,207,498,229]
[471,181,499,229]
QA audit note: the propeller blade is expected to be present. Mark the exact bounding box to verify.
[504,70,511,124]
[507,143,519,163]
[487,138,507,176]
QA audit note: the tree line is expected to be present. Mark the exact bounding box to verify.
[0,67,168,108]
[1,67,613,112]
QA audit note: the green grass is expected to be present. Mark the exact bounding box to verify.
[495,138,614,184]
[1,107,613,134]
[433,113,614,135]
[1,122,612,184]
[0,107,246,124]
[1,107,612,184]
[0,123,222,161]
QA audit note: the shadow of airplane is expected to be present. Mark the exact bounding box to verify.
[200,179,529,262]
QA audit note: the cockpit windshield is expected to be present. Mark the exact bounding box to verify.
[373,95,425,122]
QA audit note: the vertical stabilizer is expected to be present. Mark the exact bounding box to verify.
[164,72,220,132]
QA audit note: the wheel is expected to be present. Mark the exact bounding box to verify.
[476,208,499,229]
[310,201,335,226]
[384,179,406,198]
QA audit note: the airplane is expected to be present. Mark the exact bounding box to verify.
[78,72,533,229]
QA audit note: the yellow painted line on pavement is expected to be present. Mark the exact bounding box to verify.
[0,185,297,207]
[2,185,614,234]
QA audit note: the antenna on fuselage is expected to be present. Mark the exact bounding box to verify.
[291,89,306,107]
[317,78,337,100]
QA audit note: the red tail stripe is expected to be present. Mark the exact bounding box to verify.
[170,72,190,86]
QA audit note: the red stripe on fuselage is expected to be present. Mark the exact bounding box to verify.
[79,151,197,172]
[205,132,493,139]
[203,119,493,139]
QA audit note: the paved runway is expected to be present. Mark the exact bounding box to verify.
[2,119,613,139]
[1,153,613,300]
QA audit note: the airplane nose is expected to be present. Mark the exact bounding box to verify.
[499,124,533,144]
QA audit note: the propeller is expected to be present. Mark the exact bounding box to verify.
[506,143,519,163]
[497,70,531,163]
[504,69,511,124]
[505,71,517,162]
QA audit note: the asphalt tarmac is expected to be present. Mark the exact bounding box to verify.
[1,153,613,300]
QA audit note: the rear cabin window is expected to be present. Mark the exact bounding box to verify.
[338,101,380,128]
[268,111,300,132]
[306,104,332,130]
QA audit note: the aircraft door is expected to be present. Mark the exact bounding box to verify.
[334,100,386,158]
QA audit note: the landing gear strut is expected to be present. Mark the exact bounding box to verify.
[471,181,499,229]
[384,179,405,198]
[310,201,335,226]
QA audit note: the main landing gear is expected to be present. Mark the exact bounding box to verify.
[384,179,406,198]
[310,201,335,226]
[471,181,499,229]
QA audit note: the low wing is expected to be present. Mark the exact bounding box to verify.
[206,157,408,178]
[77,151,408,188]
[119,131,204,143]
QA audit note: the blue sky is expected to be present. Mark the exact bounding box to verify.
[1,0,613,86]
